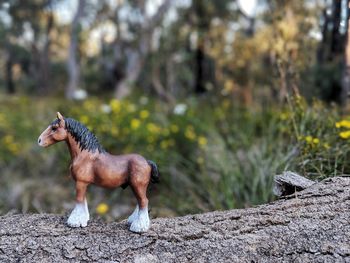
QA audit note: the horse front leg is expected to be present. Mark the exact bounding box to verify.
[67,181,90,228]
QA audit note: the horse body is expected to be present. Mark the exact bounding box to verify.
[70,150,150,189]
[38,112,158,233]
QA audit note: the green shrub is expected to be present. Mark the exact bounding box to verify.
[0,94,348,218]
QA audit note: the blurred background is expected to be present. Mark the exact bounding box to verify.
[1,0,350,220]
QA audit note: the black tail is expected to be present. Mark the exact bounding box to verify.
[147,160,160,183]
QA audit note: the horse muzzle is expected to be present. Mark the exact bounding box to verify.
[37,137,46,147]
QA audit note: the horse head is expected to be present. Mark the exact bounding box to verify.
[38,112,68,147]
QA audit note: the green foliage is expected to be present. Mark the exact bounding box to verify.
[0,94,348,218]
[283,96,350,178]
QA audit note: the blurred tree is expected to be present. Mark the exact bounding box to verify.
[111,0,173,99]
[7,0,56,94]
[187,0,232,94]
[342,0,350,108]
[141,0,236,101]
[0,0,65,94]
[203,0,322,104]
[1,0,349,108]
[316,0,348,103]
[66,0,86,99]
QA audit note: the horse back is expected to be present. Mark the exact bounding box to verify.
[93,153,150,188]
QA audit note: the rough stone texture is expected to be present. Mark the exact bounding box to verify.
[273,171,315,197]
[0,176,349,262]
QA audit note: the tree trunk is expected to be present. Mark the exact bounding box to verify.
[114,49,143,99]
[317,8,329,64]
[66,0,86,99]
[113,0,172,99]
[194,40,206,94]
[0,176,349,262]
[166,56,177,96]
[330,0,343,57]
[37,11,54,94]
[151,64,175,104]
[342,0,350,108]
[5,51,15,94]
[193,0,209,95]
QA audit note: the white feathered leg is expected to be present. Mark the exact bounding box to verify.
[129,206,150,233]
[67,199,90,228]
[127,205,139,225]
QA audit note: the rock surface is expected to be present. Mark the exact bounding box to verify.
[0,176,349,262]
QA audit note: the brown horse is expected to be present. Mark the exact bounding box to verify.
[38,112,159,233]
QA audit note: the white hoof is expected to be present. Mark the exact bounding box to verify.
[127,205,139,225]
[129,207,150,233]
[67,200,90,228]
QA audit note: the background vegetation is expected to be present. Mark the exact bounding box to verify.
[1,0,350,220]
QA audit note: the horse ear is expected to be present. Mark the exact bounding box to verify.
[56,112,64,121]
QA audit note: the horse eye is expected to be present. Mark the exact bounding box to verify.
[52,127,57,132]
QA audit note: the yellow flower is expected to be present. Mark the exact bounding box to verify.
[160,139,174,149]
[198,136,207,147]
[3,135,14,144]
[140,110,149,119]
[323,143,330,149]
[110,99,121,113]
[131,119,141,130]
[170,124,179,133]
[305,136,313,143]
[96,203,109,215]
[336,120,350,129]
[8,143,19,155]
[80,115,89,124]
[304,136,320,146]
[185,126,196,140]
[83,100,95,111]
[280,113,288,121]
[339,131,350,139]
[147,123,161,134]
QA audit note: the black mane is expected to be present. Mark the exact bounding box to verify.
[52,117,106,153]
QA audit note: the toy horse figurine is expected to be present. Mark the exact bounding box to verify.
[38,112,159,233]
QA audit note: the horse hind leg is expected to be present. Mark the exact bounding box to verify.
[127,205,139,225]
[129,183,150,233]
